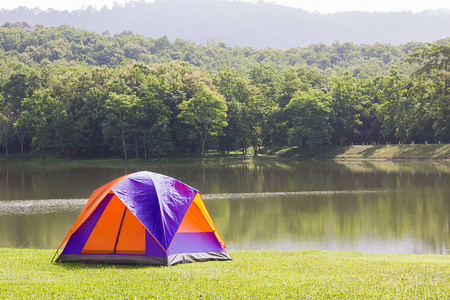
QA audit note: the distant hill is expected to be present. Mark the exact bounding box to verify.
[1,0,450,49]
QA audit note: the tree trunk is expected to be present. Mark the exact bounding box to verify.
[200,125,209,156]
[253,145,258,156]
[135,139,139,159]
[142,139,148,158]
[5,131,8,158]
[19,134,24,155]
[307,134,314,157]
[445,62,449,97]
[14,125,26,155]
[121,127,127,160]
[201,138,206,156]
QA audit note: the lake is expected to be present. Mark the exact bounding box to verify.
[1,159,449,254]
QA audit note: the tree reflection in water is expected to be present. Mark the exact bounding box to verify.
[0,160,449,253]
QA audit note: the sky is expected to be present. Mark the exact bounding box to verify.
[1,0,450,14]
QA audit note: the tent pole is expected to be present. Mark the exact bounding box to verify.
[113,207,127,254]
[50,249,59,263]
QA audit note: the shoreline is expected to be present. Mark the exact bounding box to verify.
[1,144,449,165]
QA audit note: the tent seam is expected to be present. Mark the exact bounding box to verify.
[165,192,197,252]
[153,176,168,251]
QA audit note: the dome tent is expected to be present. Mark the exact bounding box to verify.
[53,171,231,266]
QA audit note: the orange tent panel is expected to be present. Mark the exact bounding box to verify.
[56,174,128,253]
[116,209,146,255]
[192,193,226,246]
[82,195,126,254]
[178,200,214,233]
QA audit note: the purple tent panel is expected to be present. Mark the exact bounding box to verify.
[168,232,224,255]
[112,172,197,250]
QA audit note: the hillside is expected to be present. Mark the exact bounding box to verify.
[1,0,450,49]
[0,22,421,76]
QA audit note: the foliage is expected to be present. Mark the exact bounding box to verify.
[329,71,363,144]
[0,24,449,159]
[405,43,450,141]
[102,93,138,160]
[177,82,227,156]
[286,89,332,152]
[0,23,419,76]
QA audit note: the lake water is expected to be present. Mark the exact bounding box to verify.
[1,159,449,254]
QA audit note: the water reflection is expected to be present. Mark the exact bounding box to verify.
[211,189,450,254]
[0,160,449,254]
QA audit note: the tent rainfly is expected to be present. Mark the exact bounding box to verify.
[53,171,231,266]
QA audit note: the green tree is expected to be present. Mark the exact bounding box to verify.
[18,89,67,157]
[48,65,111,158]
[177,82,227,156]
[286,89,332,154]
[102,92,138,160]
[0,95,12,157]
[17,91,40,154]
[213,68,255,153]
[405,43,450,141]
[406,43,450,96]
[3,70,43,154]
[330,71,362,144]
[248,64,280,151]
[373,68,415,143]
[358,78,383,143]
[134,75,174,157]
[72,86,109,158]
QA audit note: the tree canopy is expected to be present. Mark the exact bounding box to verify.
[0,24,449,158]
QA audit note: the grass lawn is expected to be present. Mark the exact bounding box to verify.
[1,248,450,299]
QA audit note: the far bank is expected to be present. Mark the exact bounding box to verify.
[1,144,449,165]
[261,144,450,161]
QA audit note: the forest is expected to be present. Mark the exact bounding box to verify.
[0,23,449,159]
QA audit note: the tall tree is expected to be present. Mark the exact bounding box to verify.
[134,75,174,157]
[405,43,450,141]
[177,82,227,156]
[248,64,280,151]
[406,43,450,96]
[18,89,63,156]
[330,71,362,144]
[3,70,42,154]
[374,68,416,143]
[214,68,255,153]
[286,89,332,154]
[0,95,12,157]
[102,92,138,160]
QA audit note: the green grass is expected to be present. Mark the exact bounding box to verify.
[261,144,450,161]
[1,249,450,299]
